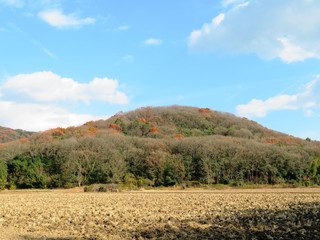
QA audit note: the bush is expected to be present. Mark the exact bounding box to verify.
[84,184,119,192]
[230,181,244,187]
[123,173,138,190]
[84,185,93,192]
[8,181,16,190]
[137,177,154,189]
[185,181,202,188]
[63,182,75,189]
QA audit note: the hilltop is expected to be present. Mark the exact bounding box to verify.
[102,106,291,140]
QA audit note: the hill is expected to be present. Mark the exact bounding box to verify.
[28,106,304,144]
[102,106,288,139]
[0,126,33,143]
[1,105,320,190]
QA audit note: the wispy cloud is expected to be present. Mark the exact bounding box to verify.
[189,0,320,63]
[38,9,95,28]
[9,22,56,58]
[30,38,56,58]
[143,38,163,46]
[41,47,56,58]
[0,0,24,8]
[117,25,130,31]
[122,54,134,62]
[221,0,247,8]
[236,76,320,118]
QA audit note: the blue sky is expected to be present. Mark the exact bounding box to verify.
[0,0,320,140]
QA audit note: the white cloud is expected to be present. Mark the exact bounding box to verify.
[278,38,315,63]
[0,0,24,8]
[0,71,128,131]
[143,38,163,46]
[0,100,107,131]
[117,25,130,31]
[1,71,129,104]
[189,0,320,62]
[221,0,247,8]
[38,9,95,28]
[236,77,320,118]
[213,13,225,26]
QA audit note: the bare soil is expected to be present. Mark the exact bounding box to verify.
[1,188,320,239]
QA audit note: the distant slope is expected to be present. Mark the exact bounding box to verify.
[0,126,34,143]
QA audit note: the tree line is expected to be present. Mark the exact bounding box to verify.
[1,132,320,190]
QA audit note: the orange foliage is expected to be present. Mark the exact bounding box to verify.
[43,128,66,137]
[263,138,279,144]
[88,126,97,135]
[138,117,148,123]
[150,127,159,133]
[175,133,184,139]
[19,138,29,143]
[109,123,121,132]
[263,136,302,145]
[198,108,211,114]
[279,136,301,145]
[84,121,96,133]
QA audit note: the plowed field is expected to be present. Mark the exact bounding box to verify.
[1,188,320,239]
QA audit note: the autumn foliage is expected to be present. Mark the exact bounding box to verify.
[198,108,211,114]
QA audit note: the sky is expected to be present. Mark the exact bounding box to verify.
[0,0,320,140]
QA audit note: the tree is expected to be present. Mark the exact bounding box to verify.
[308,157,320,184]
[162,156,185,186]
[0,160,7,189]
[7,156,46,189]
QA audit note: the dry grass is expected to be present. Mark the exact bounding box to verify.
[0,188,320,239]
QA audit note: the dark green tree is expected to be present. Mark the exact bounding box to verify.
[7,156,46,189]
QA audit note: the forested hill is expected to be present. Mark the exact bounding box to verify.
[1,105,320,190]
[102,106,289,140]
[0,126,33,143]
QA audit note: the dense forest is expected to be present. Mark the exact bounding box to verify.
[0,106,320,190]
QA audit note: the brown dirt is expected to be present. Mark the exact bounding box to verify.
[0,188,320,239]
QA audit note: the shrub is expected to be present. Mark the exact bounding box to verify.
[63,182,74,189]
[137,177,154,189]
[84,184,119,192]
[185,181,202,188]
[123,173,138,190]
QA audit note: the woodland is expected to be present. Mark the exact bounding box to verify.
[0,106,320,190]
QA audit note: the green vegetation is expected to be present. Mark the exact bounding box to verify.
[0,106,320,189]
